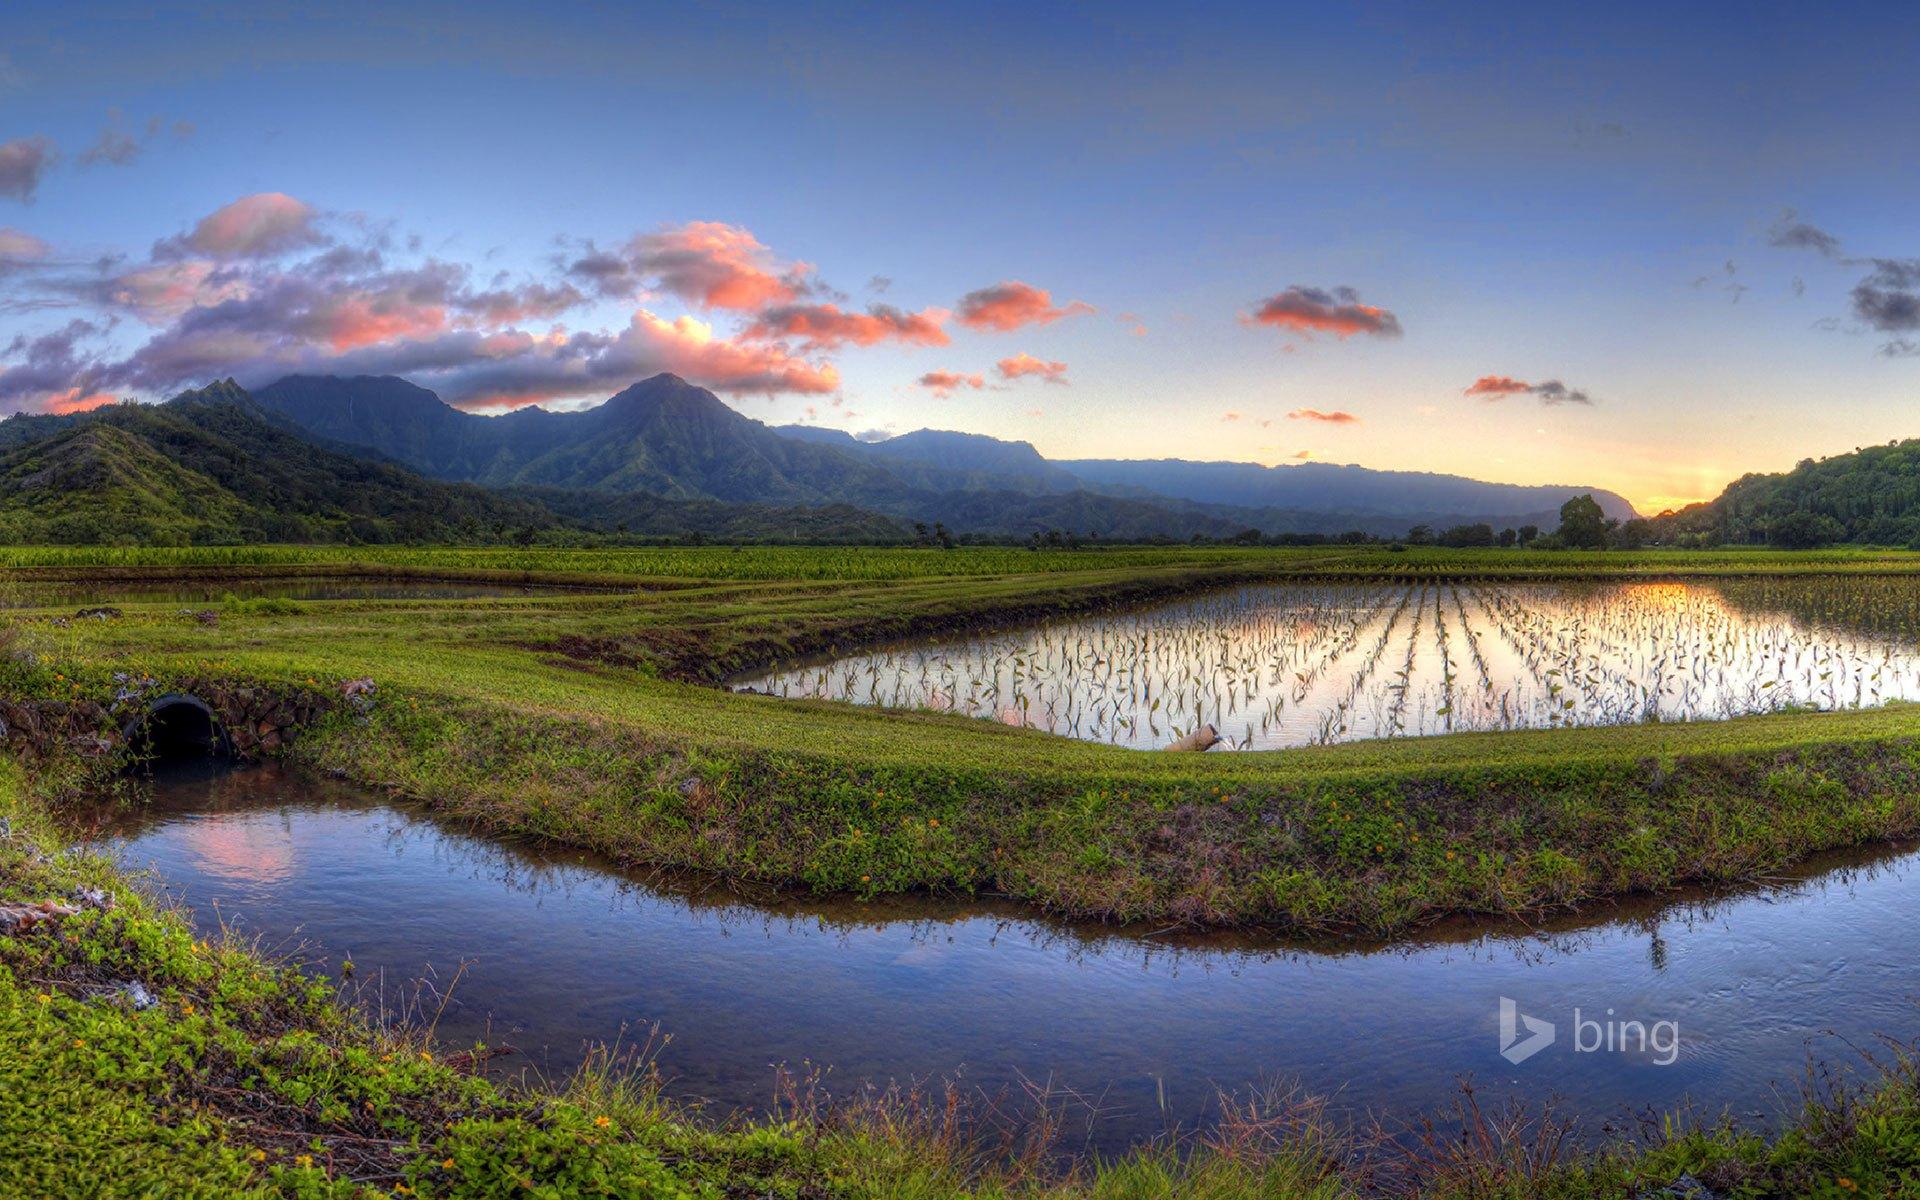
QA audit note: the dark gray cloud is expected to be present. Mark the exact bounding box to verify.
[1767,210,1842,257]
[1530,379,1593,406]
[0,136,55,202]
[1850,258,1920,333]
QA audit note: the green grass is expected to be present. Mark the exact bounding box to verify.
[16,547,1920,935]
[10,542,1920,582]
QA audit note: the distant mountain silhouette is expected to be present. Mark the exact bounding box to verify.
[250,372,1636,537]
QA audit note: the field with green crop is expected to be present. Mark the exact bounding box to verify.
[10,541,1920,582]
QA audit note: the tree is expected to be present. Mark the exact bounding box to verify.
[1406,524,1434,546]
[1497,527,1518,548]
[1767,511,1846,549]
[1555,494,1612,549]
[1613,517,1656,550]
[1438,522,1496,547]
[1517,524,1540,546]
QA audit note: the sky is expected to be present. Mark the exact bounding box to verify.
[2,1,1918,514]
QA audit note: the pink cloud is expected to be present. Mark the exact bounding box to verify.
[1287,408,1359,423]
[918,370,985,397]
[170,193,324,260]
[955,281,1094,332]
[100,260,251,320]
[597,221,812,311]
[1464,375,1531,397]
[742,302,949,349]
[1248,286,1401,339]
[0,228,49,264]
[995,353,1068,384]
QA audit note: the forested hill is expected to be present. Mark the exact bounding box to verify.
[0,381,558,545]
[1654,440,1920,548]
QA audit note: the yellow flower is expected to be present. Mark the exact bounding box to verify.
[35,992,50,1004]
[248,1149,266,1163]
[71,1039,85,1049]
[295,1154,314,1169]
[1837,1180,1858,1193]
[441,1158,456,1170]
[594,1115,612,1128]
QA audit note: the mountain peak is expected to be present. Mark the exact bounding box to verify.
[166,378,252,408]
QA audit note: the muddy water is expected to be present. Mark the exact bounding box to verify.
[739,576,1920,749]
[92,761,1919,1153]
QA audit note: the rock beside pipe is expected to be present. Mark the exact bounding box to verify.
[1163,724,1221,752]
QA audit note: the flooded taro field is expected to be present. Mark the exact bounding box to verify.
[741,576,1920,749]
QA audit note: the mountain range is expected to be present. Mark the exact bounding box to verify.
[251,373,1635,536]
[0,371,1644,545]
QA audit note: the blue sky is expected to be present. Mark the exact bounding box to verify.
[3,1,1918,511]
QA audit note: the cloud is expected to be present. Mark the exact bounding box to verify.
[855,427,891,442]
[1852,258,1920,333]
[0,227,49,276]
[1881,339,1920,358]
[1247,286,1401,339]
[995,353,1068,384]
[1767,210,1842,257]
[1220,410,1242,422]
[158,193,326,260]
[1464,374,1592,405]
[0,136,55,202]
[568,221,812,311]
[1463,375,1530,398]
[917,369,985,396]
[78,124,140,167]
[1290,449,1312,460]
[954,281,1093,332]
[1286,407,1358,423]
[0,319,106,412]
[741,302,948,350]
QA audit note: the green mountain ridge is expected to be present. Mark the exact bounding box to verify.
[1653,440,1920,548]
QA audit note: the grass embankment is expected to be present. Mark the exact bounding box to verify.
[7,757,1920,1197]
[15,548,1920,936]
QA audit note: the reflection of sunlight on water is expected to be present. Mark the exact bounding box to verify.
[183,816,296,884]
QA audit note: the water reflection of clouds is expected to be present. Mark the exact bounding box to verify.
[180,813,297,884]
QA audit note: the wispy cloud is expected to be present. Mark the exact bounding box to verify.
[1287,407,1358,423]
[1464,375,1592,405]
[741,302,948,350]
